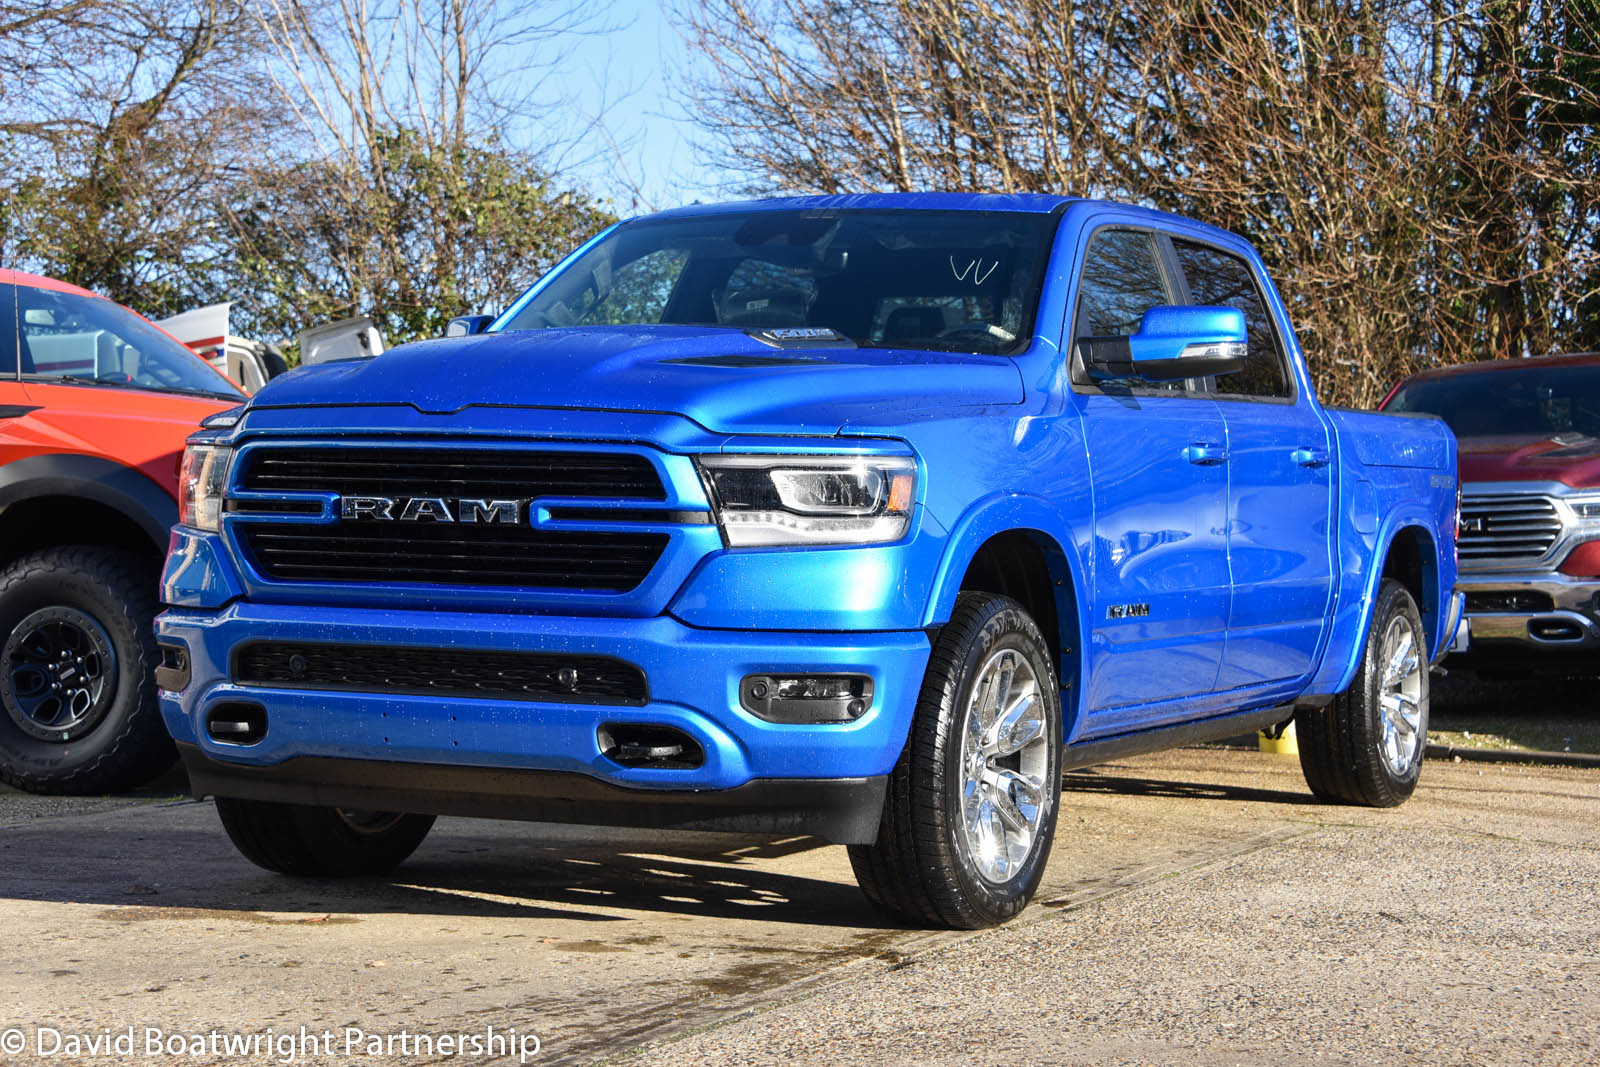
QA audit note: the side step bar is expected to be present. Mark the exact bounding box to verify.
[1062,704,1297,771]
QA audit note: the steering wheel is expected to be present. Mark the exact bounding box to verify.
[938,322,1017,347]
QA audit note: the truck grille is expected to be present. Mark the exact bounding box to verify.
[237,446,666,500]
[239,525,667,589]
[232,445,671,590]
[235,642,648,705]
[1459,492,1562,564]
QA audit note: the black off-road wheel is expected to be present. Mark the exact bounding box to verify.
[849,592,1063,929]
[1298,578,1428,807]
[215,797,435,876]
[0,547,176,794]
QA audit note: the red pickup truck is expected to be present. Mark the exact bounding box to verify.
[1383,353,1600,676]
[1,269,243,793]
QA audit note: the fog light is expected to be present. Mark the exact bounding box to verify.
[740,673,873,724]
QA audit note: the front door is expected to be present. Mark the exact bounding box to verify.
[1070,227,1233,734]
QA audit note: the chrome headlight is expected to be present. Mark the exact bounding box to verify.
[1567,493,1600,526]
[179,443,233,531]
[697,455,917,546]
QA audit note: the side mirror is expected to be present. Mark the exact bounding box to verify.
[445,314,494,338]
[1081,305,1248,381]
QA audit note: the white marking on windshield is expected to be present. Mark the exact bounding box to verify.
[949,257,998,284]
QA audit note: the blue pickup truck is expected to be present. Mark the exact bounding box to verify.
[156,194,1461,928]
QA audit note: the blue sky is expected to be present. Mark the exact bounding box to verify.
[555,0,737,212]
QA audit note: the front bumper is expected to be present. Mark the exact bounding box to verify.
[1454,571,1600,653]
[177,744,888,844]
[156,603,930,843]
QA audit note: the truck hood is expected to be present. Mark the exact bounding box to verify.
[1458,432,1600,488]
[254,325,1026,435]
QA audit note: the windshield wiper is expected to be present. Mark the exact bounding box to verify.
[37,375,242,401]
[42,374,123,388]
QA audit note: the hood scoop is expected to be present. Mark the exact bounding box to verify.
[659,354,836,369]
[1542,433,1600,459]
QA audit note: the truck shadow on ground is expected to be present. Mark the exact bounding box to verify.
[3,763,1325,928]
[1062,764,1323,807]
[0,812,887,928]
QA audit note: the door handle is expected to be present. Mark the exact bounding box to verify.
[1292,446,1331,467]
[1182,443,1229,466]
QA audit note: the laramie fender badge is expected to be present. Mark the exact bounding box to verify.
[339,496,523,524]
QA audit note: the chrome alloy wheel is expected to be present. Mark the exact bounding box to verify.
[958,647,1052,884]
[1377,613,1424,777]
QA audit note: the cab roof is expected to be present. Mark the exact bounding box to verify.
[647,192,1081,219]
[0,268,102,299]
[1400,352,1600,386]
[640,193,1249,252]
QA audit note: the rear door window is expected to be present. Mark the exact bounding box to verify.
[1171,239,1291,400]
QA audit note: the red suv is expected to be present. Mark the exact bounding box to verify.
[1,270,243,792]
[1383,354,1600,675]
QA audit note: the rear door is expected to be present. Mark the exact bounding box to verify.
[1170,238,1336,690]
[1070,225,1232,733]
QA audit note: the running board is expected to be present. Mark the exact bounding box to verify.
[1062,704,1296,771]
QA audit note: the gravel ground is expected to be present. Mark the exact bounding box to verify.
[4,751,1595,1066]
[635,788,1600,1066]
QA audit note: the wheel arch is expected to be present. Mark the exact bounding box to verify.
[1320,518,1446,697]
[923,495,1089,732]
[0,454,175,566]
[1382,525,1439,646]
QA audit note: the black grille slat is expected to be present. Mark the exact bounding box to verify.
[235,642,647,705]
[256,564,657,582]
[246,530,665,553]
[249,542,663,562]
[241,526,667,589]
[239,447,665,500]
[259,562,654,578]
[234,445,670,590]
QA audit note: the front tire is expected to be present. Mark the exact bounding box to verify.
[849,592,1063,929]
[1298,578,1428,807]
[0,547,175,794]
[215,797,435,876]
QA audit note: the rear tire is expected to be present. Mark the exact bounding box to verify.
[1298,578,1428,807]
[215,797,435,876]
[849,592,1062,929]
[0,547,175,794]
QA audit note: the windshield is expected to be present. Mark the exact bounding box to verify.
[17,285,244,400]
[497,209,1060,355]
[1388,363,1600,439]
